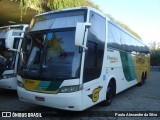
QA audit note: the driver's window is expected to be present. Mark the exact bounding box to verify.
[13,38,20,49]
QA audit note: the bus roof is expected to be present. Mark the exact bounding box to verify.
[34,6,107,19]
[31,6,148,47]
[0,24,28,30]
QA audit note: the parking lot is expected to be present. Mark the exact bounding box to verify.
[0,70,160,120]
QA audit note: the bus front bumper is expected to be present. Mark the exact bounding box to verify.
[17,87,83,111]
[0,77,17,90]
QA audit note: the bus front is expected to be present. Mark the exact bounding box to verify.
[0,25,27,90]
[17,8,88,111]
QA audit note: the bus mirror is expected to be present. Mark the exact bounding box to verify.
[5,30,14,49]
[75,22,91,49]
[5,29,24,49]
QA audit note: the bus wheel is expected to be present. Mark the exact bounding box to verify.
[101,81,115,106]
[139,75,145,86]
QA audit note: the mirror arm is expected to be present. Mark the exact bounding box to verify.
[79,45,88,50]
[8,48,19,52]
[84,23,91,28]
[13,36,24,39]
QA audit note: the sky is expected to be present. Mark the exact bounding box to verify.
[91,0,160,45]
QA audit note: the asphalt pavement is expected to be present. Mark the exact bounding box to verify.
[0,70,160,120]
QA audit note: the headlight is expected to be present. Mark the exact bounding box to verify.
[17,80,24,88]
[59,85,80,93]
[3,74,16,79]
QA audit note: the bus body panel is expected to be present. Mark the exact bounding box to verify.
[17,87,83,111]
[17,74,83,111]
[82,80,104,110]
[106,49,137,93]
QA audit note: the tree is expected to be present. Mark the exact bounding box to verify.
[47,0,86,10]
[149,41,160,66]
[149,41,157,51]
[19,0,100,21]
[19,0,99,14]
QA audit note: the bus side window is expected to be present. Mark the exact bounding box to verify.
[83,11,105,83]
[107,23,121,49]
[83,41,98,83]
[120,32,130,52]
[144,45,149,54]
[13,38,20,49]
[135,40,141,53]
[130,36,136,52]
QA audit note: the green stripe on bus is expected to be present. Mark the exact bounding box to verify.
[120,51,136,81]
[45,81,62,91]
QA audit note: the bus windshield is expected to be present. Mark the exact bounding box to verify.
[29,9,87,32]
[0,39,16,71]
[18,30,81,80]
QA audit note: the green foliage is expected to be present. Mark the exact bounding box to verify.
[150,50,160,66]
[86,1,100,10]
[149,41,158,51]
[20,0,42,21]
[19,0,87,12]
[150,41,160,66]
[19,0,100,18]
[48,33,63,54]
[47,0,86,10]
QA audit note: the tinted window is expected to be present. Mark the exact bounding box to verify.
[85,41,97,67]
[108,23,121,49]
[30,10,87,31]
[89,11,106,42]
[13,38,20,49]
[107,22,146,53]
[0,39,16,70]
[83,11,105,83]
[83,41,99,82]
[19,30,82,80]
[135,40,141,53]
[144,45,149,54]
[120,32,130,52]
[10,26,23,30]
[130,37,136,52]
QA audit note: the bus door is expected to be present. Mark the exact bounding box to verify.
[81,40,104,109]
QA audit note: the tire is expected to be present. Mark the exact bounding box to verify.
[101,82,115,106]
[139,75,145,86]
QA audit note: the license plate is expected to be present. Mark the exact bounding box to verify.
[35,96,45,101]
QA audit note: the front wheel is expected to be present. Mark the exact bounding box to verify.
[101,83,115,106]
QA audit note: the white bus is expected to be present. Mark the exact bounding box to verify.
[17,7,150,111]
[0,24,28,90]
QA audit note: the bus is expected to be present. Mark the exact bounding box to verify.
[16,7,150,111]
[0,24,28,90]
